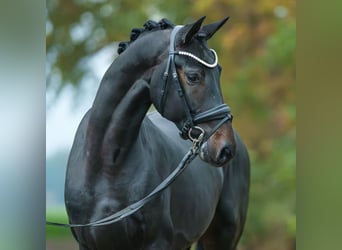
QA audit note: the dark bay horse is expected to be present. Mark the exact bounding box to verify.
[65,17,250,250]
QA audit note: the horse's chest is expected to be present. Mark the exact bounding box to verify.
[83,174,176,246]
[87,195,147,248]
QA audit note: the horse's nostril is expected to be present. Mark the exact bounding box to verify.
[217,145,234,165]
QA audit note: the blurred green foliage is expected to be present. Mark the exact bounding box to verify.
[47,0,295,248]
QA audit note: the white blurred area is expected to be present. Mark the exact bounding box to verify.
[46,45,117,157]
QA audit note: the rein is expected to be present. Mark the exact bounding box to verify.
[46,135,204,228]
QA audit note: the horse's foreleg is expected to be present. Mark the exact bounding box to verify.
[197,140,250,250]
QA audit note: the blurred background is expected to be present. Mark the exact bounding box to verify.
[46,0,295,249]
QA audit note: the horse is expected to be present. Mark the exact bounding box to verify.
[64,16,250,250]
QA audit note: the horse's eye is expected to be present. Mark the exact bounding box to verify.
[186,72,201,85]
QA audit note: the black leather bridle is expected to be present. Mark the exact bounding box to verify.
[46,26,233,228]
[159,25,232,142]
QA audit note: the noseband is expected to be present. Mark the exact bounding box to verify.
[160,26,232,142]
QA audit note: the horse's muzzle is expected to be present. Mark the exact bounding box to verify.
[198,122,236,166]
[199,141,235,166]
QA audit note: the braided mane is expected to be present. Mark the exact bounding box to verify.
[117,18,175,54]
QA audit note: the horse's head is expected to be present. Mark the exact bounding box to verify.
[150,16,236,166]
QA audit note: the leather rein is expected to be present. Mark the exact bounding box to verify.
[46,26,232,228]
[46,138,203,228]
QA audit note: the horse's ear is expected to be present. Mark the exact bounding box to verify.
[180,16,206,45]
[198,16,230,40]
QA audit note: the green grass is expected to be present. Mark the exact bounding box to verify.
[46,206,73,238]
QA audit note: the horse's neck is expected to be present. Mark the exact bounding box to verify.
[100,79,151,169]
[85,32,169,169]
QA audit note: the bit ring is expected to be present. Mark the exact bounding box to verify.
[188,126,205,143]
